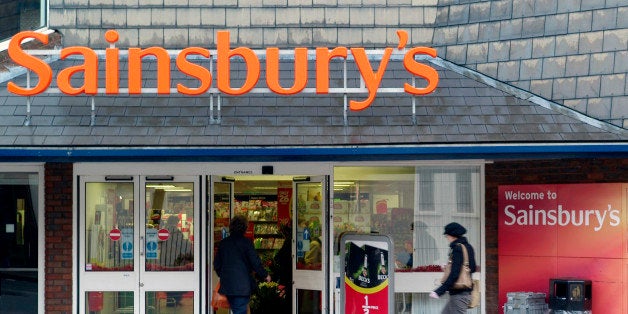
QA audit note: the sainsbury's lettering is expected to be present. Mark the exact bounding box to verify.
[503,204,620,231]
[7,30,439,111]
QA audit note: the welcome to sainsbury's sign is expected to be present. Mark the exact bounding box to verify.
[6,30,439,111]
[498,183,627,314]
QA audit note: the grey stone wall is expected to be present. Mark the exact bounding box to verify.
[48,0,627,128]
[49,0,438,48]
[432,0,628,128]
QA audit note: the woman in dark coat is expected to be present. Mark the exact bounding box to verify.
[214,215,271,314]
[272,223,292,312]
[430,222,477,313]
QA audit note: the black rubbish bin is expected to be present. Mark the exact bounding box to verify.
[549,278,592,311]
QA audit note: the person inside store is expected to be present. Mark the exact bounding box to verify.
[395,239,414,269]
[272,222,293,312]
[305,236,322,268]
[159,215,193,306]
[214,214,271,314]
[430,222,477,313]
[300,236,322,312]
[160,215,192,267]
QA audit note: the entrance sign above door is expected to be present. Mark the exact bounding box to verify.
[7,30,439,111]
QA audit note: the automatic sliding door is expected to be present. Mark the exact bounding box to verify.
[79,176,201,314]
[80,177,138,313]
[141,178,200,313]
[208,177,234,314]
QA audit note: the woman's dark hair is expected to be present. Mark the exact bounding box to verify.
[229,214,248,236]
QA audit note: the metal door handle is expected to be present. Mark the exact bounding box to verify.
[140,235,145,256]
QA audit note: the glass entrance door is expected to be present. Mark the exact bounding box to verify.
[79,175,200,314]
[207,174,329,314]
[293,176,328,314]
[208,176,234,314]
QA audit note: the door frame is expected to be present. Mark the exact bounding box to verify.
[139,175,202,311]
[76,175,139,306]
[293,175,330,313]
[76,174,202,313]
[74,162,332,313]
[208,175,234,314]
[0,163,45,314]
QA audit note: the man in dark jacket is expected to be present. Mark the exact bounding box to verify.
[430,222,477,313]
[214,215,271,314]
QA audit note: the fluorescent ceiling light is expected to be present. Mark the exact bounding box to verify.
[146,184,176,188]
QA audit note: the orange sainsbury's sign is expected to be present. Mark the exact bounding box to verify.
[7,30,439,111]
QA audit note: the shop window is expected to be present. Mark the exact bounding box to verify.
[84,182,135,271]
[417,169,435,212]
[333,165,482,313]
[333,166,481,267]
[455,171,474,214]
[333,166,416,269]
[0,171,41,313]
[0,0,47,43]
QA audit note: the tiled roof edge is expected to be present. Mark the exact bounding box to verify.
[2,52,626,138]
[429,57,628,137]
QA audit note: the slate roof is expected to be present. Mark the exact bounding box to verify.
[0,55,626,152]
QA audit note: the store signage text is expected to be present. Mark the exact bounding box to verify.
[503,204,620,231]
[7,30,439,111]
[502,188,620,231]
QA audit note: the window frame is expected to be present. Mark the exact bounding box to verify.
[0,0,49,51]
[331,161,486,313]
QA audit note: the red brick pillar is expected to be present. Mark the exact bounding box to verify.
[45,163,73,313]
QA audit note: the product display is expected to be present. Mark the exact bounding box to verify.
[212,180,293,270]
[235,195,284,254]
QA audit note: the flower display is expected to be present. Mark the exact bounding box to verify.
[250,281,286,314]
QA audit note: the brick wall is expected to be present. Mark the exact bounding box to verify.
[485,157,627,314]
[45,162,73,314]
